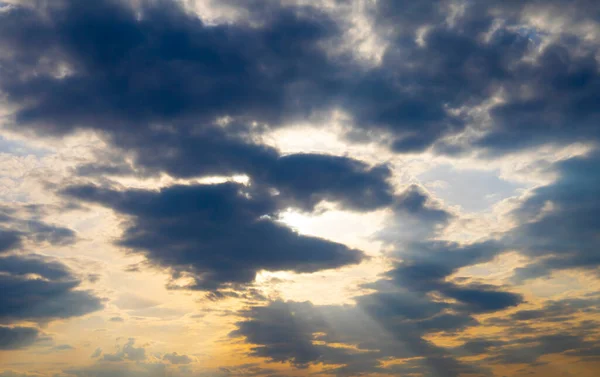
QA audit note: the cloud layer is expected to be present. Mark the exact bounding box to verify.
[0,0,599,376]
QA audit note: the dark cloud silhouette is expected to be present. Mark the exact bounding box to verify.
[231,187,529,376]
[0,0,398,210]
[510,297,600,322]
[0,0,338,134]
[77,131,394,211]
[0,254,102,322]
[0,206,101,327]
[505,152,600,280]
[486,334,600,366]
[375,187,524,314]
[441,283,523,314]
[233,287,598,375]
[0,326,40,350]
[380,241,522,314]
[231,301,325,368]
[0,0,395,216]
[0,229,21,254]
[373,0,600,153]
[232,297,483,376]
[378,185,454,242]
[392,185,452,224]
[0,205,76,252]
[264,154,393,211]
[63,182,364,292]
[2,0,595,164]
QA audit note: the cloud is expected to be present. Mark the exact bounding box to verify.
[233,288,598,375]
[486,334,600,366]
[372,0,600,154]
[0,0,340,134]
[91,348,102,358]
[505,152,600,280]
[162,352,192,365]
[2,0,594,165]
[263,153,393,211]
[0,229,21,254]
[1,1,600,376]
[103,339,146,362]
[231,301,325,368]
[0,254,103,322]
[232,298,482,376]
[378,185,453,242]
[475,43,600,152]
[78,132,394,212]
[51,344,74,352]
[0,203,102,356]
[231,188,527,376]
[375,189,522,315]
[0,205,76,253]
[0,326,39,350]
[63,182,364,292]
[0,207,101,327]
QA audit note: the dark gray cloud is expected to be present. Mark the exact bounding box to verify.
[0,0,341,134]
[77,131,394,212]
[232,298,484,376]
[0,0,395,215]
[380,241,522,314]
[505,152,600,280]
[485,334,600,366]
[264,154,393,211]
[392,185,452,224]
[372,0,600,153]
[0,205,76,253]
[376,189,522,314]
[233,287,598,375]
[378,185,454,242]
[231,187,533,376]
[2,0,596,164]
[63,182,364,292]
[0,229,21,254]
[0,254,102,322]
[231,301,326,368]
[510,297,600,323]
[0,326,40,350]
[0,0,399,212]
[0,206,101,328]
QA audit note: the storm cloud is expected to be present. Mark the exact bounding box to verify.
[63,182,365,292]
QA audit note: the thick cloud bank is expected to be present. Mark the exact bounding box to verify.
[64,182,364,292]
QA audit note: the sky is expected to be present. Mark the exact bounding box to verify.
[0,0,599,376]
